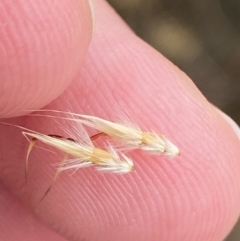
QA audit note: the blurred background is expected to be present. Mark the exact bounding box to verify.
[106,0,240,240]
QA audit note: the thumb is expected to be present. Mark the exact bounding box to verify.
[0,0,94,118]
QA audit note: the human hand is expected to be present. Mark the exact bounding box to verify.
[1,1,240,241]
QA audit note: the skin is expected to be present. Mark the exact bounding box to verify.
[0,0,240,241]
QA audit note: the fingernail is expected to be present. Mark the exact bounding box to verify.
[87,0,95,34]
[216,108,240,141]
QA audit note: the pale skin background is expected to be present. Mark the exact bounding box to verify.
[0,0,240,241]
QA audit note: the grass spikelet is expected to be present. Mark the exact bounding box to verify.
[31,110,180,157]
[22,131,134,174]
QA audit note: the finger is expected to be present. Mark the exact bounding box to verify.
[0,182,66,241]
[1,1,240,241]
[0,0,94,118]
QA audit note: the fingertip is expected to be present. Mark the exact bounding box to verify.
[0,0,94,118]
[215,107,240,141]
